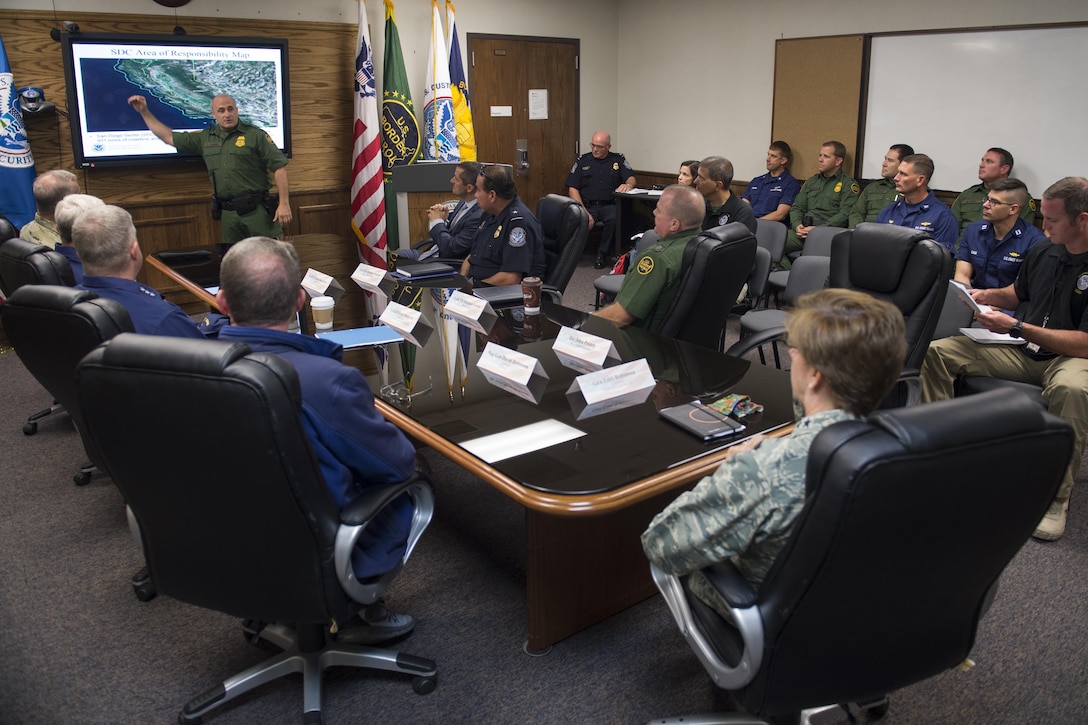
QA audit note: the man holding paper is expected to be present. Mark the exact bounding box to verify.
[217,236,420,643]
[954,178,1045,291]
[922,177,1088,542]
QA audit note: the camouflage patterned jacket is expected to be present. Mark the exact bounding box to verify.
[641,408,856,619]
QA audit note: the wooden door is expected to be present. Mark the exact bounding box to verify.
[468,35,579,207]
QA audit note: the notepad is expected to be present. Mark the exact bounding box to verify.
[659,401,747,441]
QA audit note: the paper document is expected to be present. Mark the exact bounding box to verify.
[949,280,990,315]
[959,327,1026,345]
[460,420,585,463]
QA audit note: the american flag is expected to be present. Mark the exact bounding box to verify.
[350,0,387,268]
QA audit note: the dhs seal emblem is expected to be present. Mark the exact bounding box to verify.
[509,227,527,247]
[1078,273,1088,293]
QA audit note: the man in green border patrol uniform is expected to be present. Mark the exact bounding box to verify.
[594,184,704,333]
[951,147,1036,247]
[128,93,291,245]
[782,140,859,268]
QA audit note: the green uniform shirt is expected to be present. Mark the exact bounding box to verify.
[848,177,899,227]
[615,227,701,333]
[789,168,860,230]
[951,182,1037,242]
[173,121,288,200]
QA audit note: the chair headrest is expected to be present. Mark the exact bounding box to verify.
[702,222,757,245]
[536,194,575,236]
[0,237,76,288]
[0,216,19,242]
[839,223,930,293]
[5,283,96,311]
[101,333,253,377]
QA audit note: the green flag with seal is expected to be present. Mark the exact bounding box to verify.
[381,0,419,253]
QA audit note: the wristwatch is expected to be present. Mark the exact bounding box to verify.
[1008,321,1024,338]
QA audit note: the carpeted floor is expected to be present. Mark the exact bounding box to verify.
[2,253,1087,723]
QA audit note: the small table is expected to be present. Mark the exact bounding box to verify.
[612,189,661,259]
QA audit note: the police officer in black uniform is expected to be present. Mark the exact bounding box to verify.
[566,130,637,268]
[462,165,545,286]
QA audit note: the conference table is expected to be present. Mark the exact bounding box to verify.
[149,236,794,651]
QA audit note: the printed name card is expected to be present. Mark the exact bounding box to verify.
[565,358,655,420]
[378,301,434,348]
[351,262,394,298]
[552,326,620,374]
[301,267,345,302]
[476,341,549,404]
[444,290,498,334]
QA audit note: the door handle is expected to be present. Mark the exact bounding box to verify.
[516,138,529,175]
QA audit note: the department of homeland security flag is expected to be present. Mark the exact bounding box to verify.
[381,0,419,251]
[445,1,476,161]
[0,33,37,230]
[351,0,388,269]
[423,0,457,162]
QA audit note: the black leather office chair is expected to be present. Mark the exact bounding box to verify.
[650,391,1073,725]
[593,230,659,309]
[657,222,757,351]
[0,215,18,244]
[0,238,80,435]
[1,285,133,483]
[536,193,590,303]
[828,223,952,406]
[76,334,437,723]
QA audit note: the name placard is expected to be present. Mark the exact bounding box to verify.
[565,358,655,420]
[378,301,435,348]
[301,267,346,302]
[552,326,620,374]
[476,341,549,404]
[351,262,393,298]
[444,290,498,334]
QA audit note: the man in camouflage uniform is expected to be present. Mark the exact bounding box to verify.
[19,170,80,250]
[848,143,913,227]
[128,93,292,245]
[594,184,704,333]
[950,147,1036,246]
[782,141,859,268]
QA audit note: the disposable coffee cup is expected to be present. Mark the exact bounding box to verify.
[522,276,542,315]
[310,296,336,330]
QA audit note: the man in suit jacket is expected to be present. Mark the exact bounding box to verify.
[406,161,483,261]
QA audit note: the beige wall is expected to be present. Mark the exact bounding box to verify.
[617,0,1088,177]
[10,0,1088,178]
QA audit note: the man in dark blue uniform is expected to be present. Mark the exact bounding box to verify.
[566,130,637,268]
[742,141,801,223]
[875,154,957,251]
[462,165,545,286]
[71,205,224,338]
[696,156,757,234]
[217,236,419,643]
[955,177,1045,291]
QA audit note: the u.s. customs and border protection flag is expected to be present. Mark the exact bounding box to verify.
[431,287,471,402]
[445,1,476,161]
[351,0,391,384]
[380,0,419,252]
[0,32,38,231]
[423,0,458,162]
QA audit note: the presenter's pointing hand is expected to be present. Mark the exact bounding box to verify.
[127,95,148,112]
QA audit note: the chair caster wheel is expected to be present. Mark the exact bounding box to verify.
[73,471,92,486]
[412,675,437,695]
[23,422,37,435]
[132,567,157,601]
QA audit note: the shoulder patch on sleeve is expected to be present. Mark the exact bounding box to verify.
[637,256,655,275]
[508,226,527,247]
[851,183,860,194]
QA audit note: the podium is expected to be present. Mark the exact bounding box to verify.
[391,162,461,251]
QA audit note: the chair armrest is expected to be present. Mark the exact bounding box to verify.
[703,560,758,609]
[334,473,435,604]
[649,562,765,690]
[724,325,786,358]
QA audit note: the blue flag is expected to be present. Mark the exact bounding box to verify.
[0,32,37,229]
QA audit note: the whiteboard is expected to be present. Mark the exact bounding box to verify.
[862,25,1088,196]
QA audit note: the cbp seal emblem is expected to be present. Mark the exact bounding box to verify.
[637,257,654,275]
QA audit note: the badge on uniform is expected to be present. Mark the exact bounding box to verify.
[235,137,246,148]
[637,257,654,275]
[834,182,842,193]
[494,225,502,239]
[612,162,619,171]
[509,227,527,247]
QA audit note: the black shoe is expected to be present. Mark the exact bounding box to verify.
[336,600,415,645]
[594,254,608,269]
